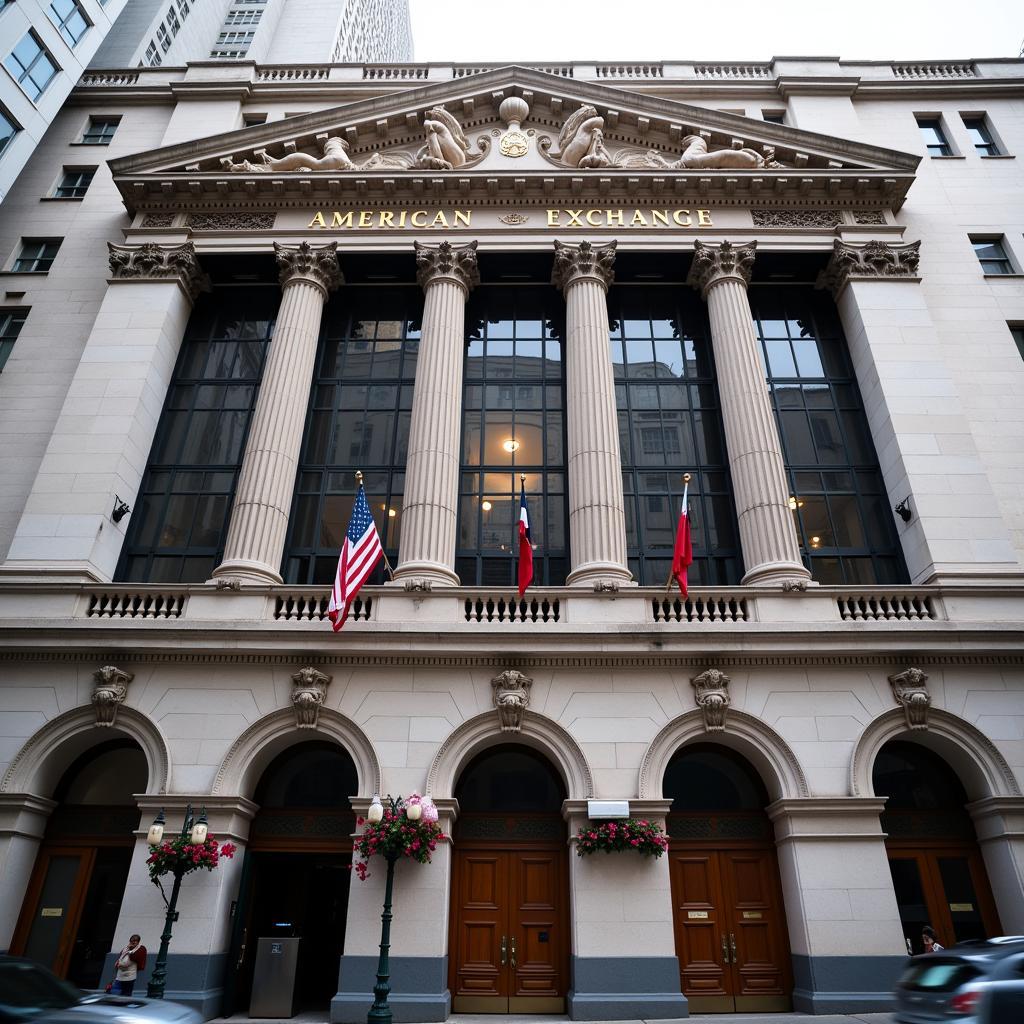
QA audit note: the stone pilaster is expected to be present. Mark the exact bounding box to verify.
[393,241,479,586]
[688,241,810,587]
[552,240,632,587]
[213,242,341,585]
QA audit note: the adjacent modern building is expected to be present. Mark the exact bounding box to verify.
[0,51,1023,1022]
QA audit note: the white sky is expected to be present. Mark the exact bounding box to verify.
[409,0,1022,63]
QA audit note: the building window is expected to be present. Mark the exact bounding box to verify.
[753,286,907,586]
[0,309,27,372]
[242,114,266,127]
[176,0,189,13]
[144,41,161,66]
[1010,325,1024,362]
[915,116,952,157]
[166,6,181,35]
[971,237,1013,275]
[226,9,263,24]
[53,167,94,198]
[117,288,276,583]
[48,0,91,46]
[12,238,62,273]
[81,115,120,144]
[283,288,422,585]
[0,103,20,157]
[761,110,786,124]
[962,115,1000,156]
[156,23,171,53]
[5,32,60,102]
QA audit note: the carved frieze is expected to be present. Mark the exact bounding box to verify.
[687,240,757,296]
[751,209,840,228]
[818,238,922,296]
[551,239,617,292]
[291,666,332,728]
[141,213,175,228]
[853,210,887,225]
[92,665,133,726]
[492,669,533,733]
[616,136,782,169]
[414,239,480,293]
[189,212,276,231]
[889,666,931,730]
[691,668,731,732]
[275,240,343,293]
[107,241,210,299]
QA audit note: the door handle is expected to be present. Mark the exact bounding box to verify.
[721,934,729,964]
[510,936,517,969]
[500,935,507,966]
[729,932,737,964]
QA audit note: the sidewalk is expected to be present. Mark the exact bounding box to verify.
[222,1014,894,1024]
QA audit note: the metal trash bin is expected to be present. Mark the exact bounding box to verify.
[249,936,301,1018]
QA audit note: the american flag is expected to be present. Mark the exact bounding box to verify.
[328,483,383,631]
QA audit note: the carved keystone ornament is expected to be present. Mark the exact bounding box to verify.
[888,666,931,730]
[492,669,533,734]
[291,666,332,729]
[691,668,731,732]
[92,665,133,726]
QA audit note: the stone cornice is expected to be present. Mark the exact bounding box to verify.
[551,239,616,292]
[414,239,479,293]
[687,239,757,296]
[107,241,210,299]
[817,238,922,298]
[274,240,343,294]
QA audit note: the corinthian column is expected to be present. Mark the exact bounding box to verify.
[213,242,341,585]
[393,240,479,586]
[688,241,809,586]
[552,240,632,587]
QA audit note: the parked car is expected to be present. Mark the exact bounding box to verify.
[0,957,202,1024]
[894,936,1024,1023]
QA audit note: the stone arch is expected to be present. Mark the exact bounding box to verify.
[638,709,810,801]
[426,710,594,800]
[212,707,381,799]
[851,707,1021,801]
[0,705,170,797]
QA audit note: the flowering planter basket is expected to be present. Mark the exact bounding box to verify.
[353,808,447,880]
[574,818,668,858]
[147,836,236,885]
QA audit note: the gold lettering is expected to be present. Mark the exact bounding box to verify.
[586,209,602,227]
[606,209,624,226]
[308,211,326,228]
[652,210,669,227]
[565,210,584,227]
[411,210,428,227]
[331,211,353,228]
[398,210,408,227]
[454,210,472,227]
[358,211,373,228]
[631,210,648,227]
[379,211,395,227]
[697,209,713,226]
[431,210,450,228]
[673,209,692,227]
[547,209,562,227]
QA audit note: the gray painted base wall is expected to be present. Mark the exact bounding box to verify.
[100,951,227,1019]
[791,953,905,1013]
[332,954,450,1024]
[568,955,688,1020]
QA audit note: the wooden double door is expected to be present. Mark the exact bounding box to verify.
[670,847,792,1013]
[449,846,568,1013]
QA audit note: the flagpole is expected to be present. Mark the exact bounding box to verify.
[355,469,395,581]
[665,473,691,593]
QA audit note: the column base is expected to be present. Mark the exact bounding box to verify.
[791,954,903,1013]
[568,956,688,1019]
[741,559,812,587]
[389,560,460,587]
[100,951,226,1019]
[332,955,450,1023]
[209,558,283,586]
[566,561,635,588]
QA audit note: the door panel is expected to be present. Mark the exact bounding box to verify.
[670,853,730,1004]
[510,852,563,1005]
[451,852,509,1007]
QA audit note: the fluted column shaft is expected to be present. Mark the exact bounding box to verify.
[553,241,632,587]
[689,241,809,586]
[393,241,479,585]
[213,242,342,584]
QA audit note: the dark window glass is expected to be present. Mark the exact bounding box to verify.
[5,32,59,101]
[962,116,999,156]
[12,238,61,273]
[972,237,1012,275]
[458,286,568,586]
[611,286,739,586]
[117,288,276,582]
[81,116,119,144]
[456,745,566,813]
[54,167,94,198]
[761,110,786,124]
[283,288,421,585]
[0,104,19,156]
[916,116,952,157]
[751,286,908,585]
[0,308,27,371]
[1011,326,1024,362]
[873,741,969,810]
[48,0,90,46]
[664,745,768,811]
[254,742,358,809]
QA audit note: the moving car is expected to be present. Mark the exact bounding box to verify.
[0,957,202,1024]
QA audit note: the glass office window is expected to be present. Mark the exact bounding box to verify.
[5,32,59,102]
[916,116,952,157]
[972,238,1012,275]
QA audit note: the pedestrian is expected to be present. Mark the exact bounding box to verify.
[922,925,945,953]
[114,934,147,995]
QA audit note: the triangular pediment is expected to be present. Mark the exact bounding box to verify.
[110,65,920,213]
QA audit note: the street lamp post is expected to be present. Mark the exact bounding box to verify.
[146,804,208,999]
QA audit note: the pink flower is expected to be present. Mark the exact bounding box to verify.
[630,839,639,846]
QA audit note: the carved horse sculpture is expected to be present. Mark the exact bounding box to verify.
[416,106,471,170]
[553,105,612,168]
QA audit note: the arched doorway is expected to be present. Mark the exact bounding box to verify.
[222,741,357,1016]
[665,744,792,1013]
[448,744,569,1013]
[874,740,1001,954]
[9,740,147,988]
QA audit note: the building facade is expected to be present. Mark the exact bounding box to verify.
[0,55,1023,1022]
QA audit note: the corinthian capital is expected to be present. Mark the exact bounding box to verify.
[107,241,210,300]
[414,239,479,294]
[551,239,616,293]
[817,239,921,298]
[275,241,343,295]
[687,240,757,297]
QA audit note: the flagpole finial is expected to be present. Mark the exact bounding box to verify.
[683,473,691,483]
[355,470,363,484]
[520,473,526,484]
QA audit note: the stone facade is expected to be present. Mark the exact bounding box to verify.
[0,55,1022,1023]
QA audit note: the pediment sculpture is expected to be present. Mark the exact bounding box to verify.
[548,105,612,168]
[415,105,472,169]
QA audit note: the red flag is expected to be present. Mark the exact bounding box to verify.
[328,483,383,631]
[671,481,693,597]
[517,479,534,597]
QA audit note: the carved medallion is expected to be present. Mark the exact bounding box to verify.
[499,213,529,225]
[499,130,530,158]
